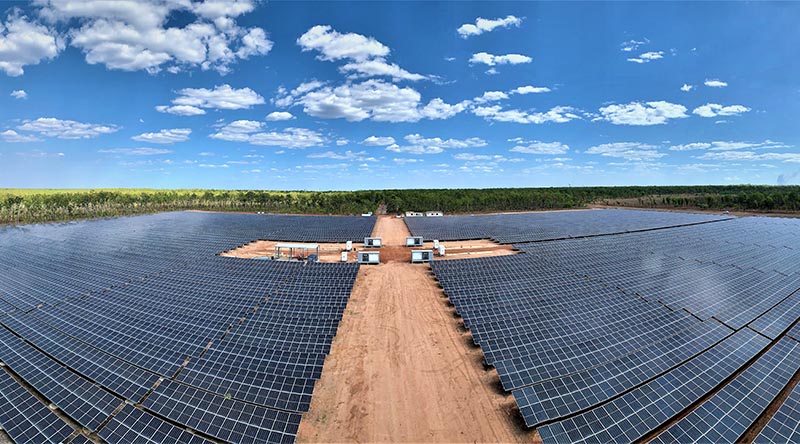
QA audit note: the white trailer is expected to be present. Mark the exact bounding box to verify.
[358,251,380,264]
[364,237,382,248]
[405,236,423,247]
[411,250,434,263]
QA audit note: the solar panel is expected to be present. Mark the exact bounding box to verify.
[653,337,800,443]
[756,378,800,443]
[0,326,121,431]
[98,404,213,444]
[537,329,769,443]
[0,369,74,444]
[143,379,302,444]
[514,320,731,427]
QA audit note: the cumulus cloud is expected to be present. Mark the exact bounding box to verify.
[278,79,467,123]
[36,0,271,74]
[154,105,206,116]
[1,129,42,142]
[17,117,118,139]
[10,89,27,99]
[680,84,695,92]
[586,142,665,161]
[157,84,264,115]
[0,11,63,76]
[509,141,570,155]
[265,111,294,121]
[457,15,522,38]
[704,79,728,88]
[210,120,324,149]
[362,136,396,146]
[692,103,750,118]
[598,101,688,125]
[469,52,531,66]
[393,157,422,164]
[298,25,425,81]
[474,91,509,103]
[472,105,580,124]
[98,147,172,155]
[511,85,551,94]
[131,128,190,144]
[627,51,663,63]
[385,133,486,155]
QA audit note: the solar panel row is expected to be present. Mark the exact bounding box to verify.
[429,214,800,441]
[0,211,369,443]
[404,208,730,243]
[0,368,73,444]
[653,337,800,443]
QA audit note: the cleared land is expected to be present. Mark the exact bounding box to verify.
[296,217,536,443]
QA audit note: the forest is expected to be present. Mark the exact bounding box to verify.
[1,185,799,225]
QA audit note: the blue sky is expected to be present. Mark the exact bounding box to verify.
[1,1,799,190]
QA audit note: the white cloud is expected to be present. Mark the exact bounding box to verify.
[627,51,663,63]
[698,151,800,163]
[308,150,376,161]
[457,15,522,38]
[298,24,388,62]
[38,0,271,74]
[265,111,294,121]
[298,25,425,81]
[98,147,172,155]
[453,153,522,163]
[474,91,509,103]
[670,140,790,151]
[340,59,426,81]
[620,39,648,52]
[511,85,551,94]
[1,129,42,142]
[282,79,466,123]
[680,84,695,92]
[473,105,580,124]
[17,117,118,139]
[199,151,214,156]
[131,128,190,144]
[386,133,486,155]
[362,136,395,146]
[0,12,63,76]
[598,101,688,125]
[198,163,229,168]
[586,142,665,161]
[510,141,569,155]
[393,157,423,164]
[158,84,264,115]
[419,98,471,120]
[335,138,348,146]
[704,79,728,88]
[210,120,324,149]
[154,105,205,116]
[10,89,27,99]
[469,52,531,66]
[692,103,750,118]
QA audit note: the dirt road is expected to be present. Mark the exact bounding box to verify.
[296,217,536,443]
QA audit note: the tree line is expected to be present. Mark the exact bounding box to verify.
[1,185,799,225]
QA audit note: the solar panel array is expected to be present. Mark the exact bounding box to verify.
[0,211,369,443]
[405,208,730,243]
[430,214,800,442]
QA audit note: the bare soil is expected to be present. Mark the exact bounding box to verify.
[222,241,356,263]
[296,217,537,443]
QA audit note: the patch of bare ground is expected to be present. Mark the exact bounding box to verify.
[296,216,537,443]
[221,240,357,263]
